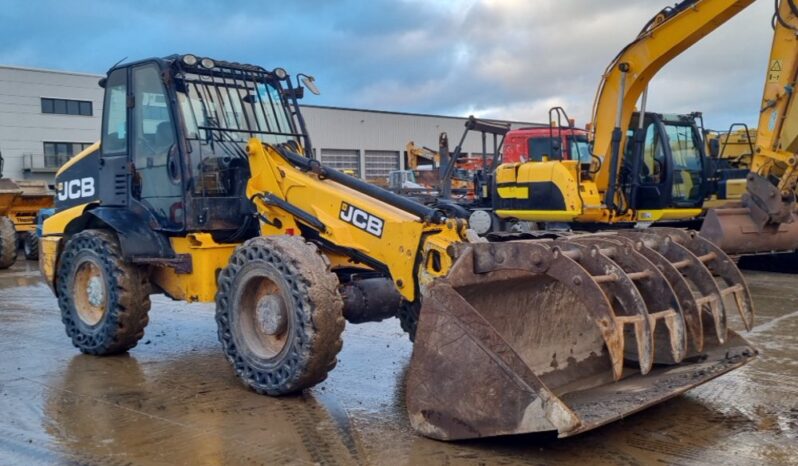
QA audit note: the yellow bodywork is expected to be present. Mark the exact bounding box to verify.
[492,159,701,224]
[753,0,798,196]
[246,141,463,302]
[39,236,60,289]
[150,234,237,302]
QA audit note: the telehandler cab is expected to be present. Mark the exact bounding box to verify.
[41,54,756,440]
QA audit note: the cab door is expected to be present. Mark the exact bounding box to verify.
[129,63,185,231]
[630,118,670,210]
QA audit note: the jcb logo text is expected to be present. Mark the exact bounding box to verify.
[339,202,384,237]
[57,177,95,201]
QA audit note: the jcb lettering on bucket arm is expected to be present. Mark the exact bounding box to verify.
[41,53,755,441]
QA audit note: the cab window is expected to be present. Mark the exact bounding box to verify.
[102,69,128,155]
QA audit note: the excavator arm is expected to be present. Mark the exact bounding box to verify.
[591,0,755,212]
[701,0,798,253]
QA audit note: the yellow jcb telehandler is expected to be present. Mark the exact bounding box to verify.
[40,54,755,440]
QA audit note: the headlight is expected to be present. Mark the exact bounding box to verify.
[200,58,215,69]
[273,67,288,79]
[182,54,198,66]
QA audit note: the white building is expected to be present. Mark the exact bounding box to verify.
[0,65,541,184]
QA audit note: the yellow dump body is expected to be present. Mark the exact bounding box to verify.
[0,179,54,232]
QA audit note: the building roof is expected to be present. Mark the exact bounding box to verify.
[0,64,104,79]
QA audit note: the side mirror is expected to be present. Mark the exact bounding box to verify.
[301,76,320,95]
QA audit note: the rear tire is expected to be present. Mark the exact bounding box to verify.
[23,232,39,260]
[0,216,17,269]
[216,236,345,395]
[57,230,151,355]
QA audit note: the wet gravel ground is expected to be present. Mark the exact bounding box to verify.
[0,259,796,465]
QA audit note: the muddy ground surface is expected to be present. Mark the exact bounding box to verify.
[0,259,796,465]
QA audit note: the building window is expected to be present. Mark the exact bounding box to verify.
[41,98,93,116]
[43,141,93,168]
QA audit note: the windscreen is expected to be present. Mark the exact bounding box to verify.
[176,69,299,147]
[172,65,302,198]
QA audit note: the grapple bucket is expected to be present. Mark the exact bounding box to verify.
[406,228,757,440]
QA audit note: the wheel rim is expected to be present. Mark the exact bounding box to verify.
[73,260,107,326]
[238,274,290,360]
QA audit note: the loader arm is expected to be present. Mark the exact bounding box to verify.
[245,139,464,303]
[591,0,755,210]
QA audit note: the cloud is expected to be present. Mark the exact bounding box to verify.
[0,0,775,130]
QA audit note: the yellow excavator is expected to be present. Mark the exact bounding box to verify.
[39,55,755,440]
[0,151,54,267]
[489,0,798,257]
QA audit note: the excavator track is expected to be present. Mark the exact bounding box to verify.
[406,228,756,440]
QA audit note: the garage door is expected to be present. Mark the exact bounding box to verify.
[321,149,360,177]
[365,150,400,182]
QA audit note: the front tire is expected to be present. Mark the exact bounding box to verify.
[0,216,17,269]
[397,300,420,342]
[216,236,345,395]
[23,232,39,260]
[57,230,151,355]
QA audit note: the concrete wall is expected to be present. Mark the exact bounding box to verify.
[0,65,542,183]
[0,66,103,182]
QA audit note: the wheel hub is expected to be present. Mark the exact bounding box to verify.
[73,260,106,326]
[87,276,105,308]
[256,295,287,336]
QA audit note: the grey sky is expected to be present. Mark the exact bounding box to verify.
[0,0,774,130]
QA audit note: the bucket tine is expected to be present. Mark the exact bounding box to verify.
[620,230,727,345]
[616,232,706,352]
[552,241,654,374]
[654,228,754,331]
[569,236,687,364]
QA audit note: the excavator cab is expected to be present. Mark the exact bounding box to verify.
[624,112,709,214]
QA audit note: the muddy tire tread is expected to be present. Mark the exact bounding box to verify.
[215,235,345,395]
[0,216,17,269]
[23,231,39,260]
[397,300,420,342]
[57,229,151,355]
